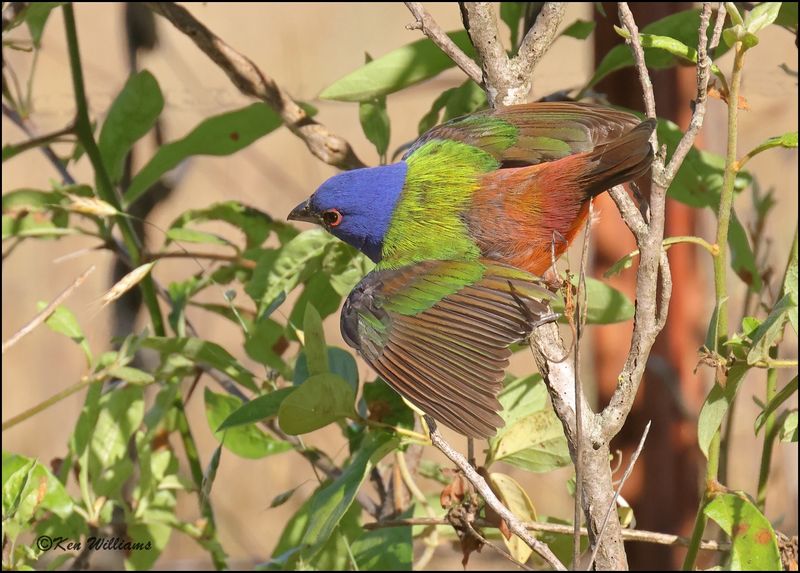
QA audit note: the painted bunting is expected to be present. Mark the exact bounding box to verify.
[289,102,654,438]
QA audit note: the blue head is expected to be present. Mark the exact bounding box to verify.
[288,162,407,262]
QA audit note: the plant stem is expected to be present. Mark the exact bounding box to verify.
[756,363,777,510]
[683,42,746,572]
[2,375,97,430]
[62,3,165,336]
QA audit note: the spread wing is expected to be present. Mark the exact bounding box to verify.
[404,101,641,167]
[341,259,556,438]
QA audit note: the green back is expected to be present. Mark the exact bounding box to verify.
[380,138,500,268]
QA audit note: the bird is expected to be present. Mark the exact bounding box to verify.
[288,102,655,438]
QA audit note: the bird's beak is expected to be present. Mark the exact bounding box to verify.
[287,199,319,224]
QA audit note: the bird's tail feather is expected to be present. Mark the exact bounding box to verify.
[578,118,656,198]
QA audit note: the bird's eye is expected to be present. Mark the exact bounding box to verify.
[322,208,342,227]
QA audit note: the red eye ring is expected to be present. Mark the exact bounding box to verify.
[322,208,342,227]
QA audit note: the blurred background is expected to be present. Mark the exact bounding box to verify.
[2,3,797,569]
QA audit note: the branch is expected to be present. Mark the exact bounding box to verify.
[662,2,717,185]
[599,3,677,439]
[515,2,565,74]
[144,2,365,170]
[460,2,565,108]
[426,417,567,571]
[364,517,732,552]
[587,421,651,570]
[461,2,514,107]
[404,2,483,85]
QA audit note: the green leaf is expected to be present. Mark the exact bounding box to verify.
[125,522,172,570]
[561,19,596,40]
[489,472,538,564]
[613,26,725,81]
[256,228,338,311]
[488,404,571,473]
[705,493,781,570]
[125,103,284,206]
[25,2,61,47]
[443,80,487,121]
[89,386,144,495]
[747,293,794,365]
[320,31,476,102]
[142,336,258,391]
[359,54,391,158]
[98,70,164,185]
[295,347,359,394]
[217,387,295,431]
[698,364,748,458]
[1,452,73,523]
[418,86,458,135]
[586,8,731,90]
[361,378,415,430]
[108,365,155,385]
[351,509,413,570]
[278,373,357,435]
[551,277,635,324]
[495,374,547,433]
[289,274,342,326]
[500,3,524,49]
[299,432,395,560]
[204,389,293,459]
[744,2,782,34]
[779,410,798,442]
[744,131,798,162]
[244,318,289,377]
[169,200,293,250]
[202,444,222,501]
[302,304,328,376]
[39,303,92,365]
[785,233,798,333]
[166,227,234,247]
[776,2,798,32]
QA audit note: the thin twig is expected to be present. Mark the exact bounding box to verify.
[403,2,483,85]
[426,416,567,571]
[663,3,716,185]
[363,517,730,552]
[572,201,594,568]
[2,265,96,354]
[1,102,77,184]
[144,2,365,172]
[586,421,652,570]
[466,524,535,571]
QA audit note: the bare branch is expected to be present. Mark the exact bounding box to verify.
[587,421,651,570]
[426,417,567,571]
[617,3,656,121]
[461,2,565,108]
[516,2,566,74]
[663,2,716,185]
[608,185,648,241]
[461,2,517,107]
[365,516,731,552]
[404,2,483,85]
[2,266,96,354]
[145,2,365,170]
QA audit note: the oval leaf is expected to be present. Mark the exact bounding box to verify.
[320,31,476,102]
[705,492,781,570]
[278,373,357,435]
[204,389,293,459]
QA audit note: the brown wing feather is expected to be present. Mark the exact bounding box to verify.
[341,260,556,438]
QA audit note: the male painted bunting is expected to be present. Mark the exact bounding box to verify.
[289,102,654,438]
